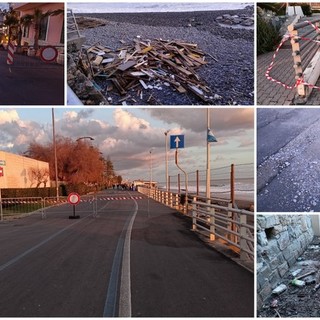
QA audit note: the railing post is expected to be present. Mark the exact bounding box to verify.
[230,164,235,208]
[240,214,247,261]
[169,192,173,207]
[227,202,234,242]
[192,196,197,230]
[210,204,215,241]
[41,197,46,219]
[196,170,199,196]
[0,188,3,221]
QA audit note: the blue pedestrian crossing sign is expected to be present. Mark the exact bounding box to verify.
[170,135,184,149]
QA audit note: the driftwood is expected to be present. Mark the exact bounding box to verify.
[81,38,214,103]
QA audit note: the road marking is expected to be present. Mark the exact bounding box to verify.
[119,197,138,317]
[0,213,93,273]
[103,193,138,317]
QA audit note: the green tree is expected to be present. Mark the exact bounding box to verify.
[4,8,19,42]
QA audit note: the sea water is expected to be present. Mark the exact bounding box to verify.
[70,2,252,14]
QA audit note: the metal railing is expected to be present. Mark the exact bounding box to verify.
[138,186,254,265]
[0,197,44,220]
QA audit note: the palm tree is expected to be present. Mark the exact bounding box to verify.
[4,8,19,42]
[21,8,63,53]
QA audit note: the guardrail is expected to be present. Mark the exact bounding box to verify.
[288,17,320,102]
[138,186,254,265]
[0,197,44,220]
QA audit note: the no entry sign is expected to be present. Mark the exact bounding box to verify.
[67,192,80,205]
[40,46,58,63]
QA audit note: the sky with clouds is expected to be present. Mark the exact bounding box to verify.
[0,108,254,183]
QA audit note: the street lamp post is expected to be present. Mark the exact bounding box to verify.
[52,108,59,200]
[164,130,170,192]
[149,147,154,197]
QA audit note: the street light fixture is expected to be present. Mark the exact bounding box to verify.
[76,136,94,142]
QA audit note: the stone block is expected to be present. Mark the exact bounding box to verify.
[266,239,280,259]
[259,263,272,281]
[265,215,279,228]
[287,256,296,267]
[278,231,290,250]
[282,244,294,261]
[259,282,273,302]
[257,215,266,230]
[278,261,289,277]
[257,231,268,246]
[269,269,281,288]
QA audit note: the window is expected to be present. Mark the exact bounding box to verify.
[39,16,48,41]
[60,20,64,44]
[23,25,29,38]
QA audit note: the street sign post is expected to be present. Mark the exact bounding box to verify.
[170,135,184,149]
[68,192,81,219]
[170,134,188,209]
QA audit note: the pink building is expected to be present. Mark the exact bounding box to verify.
[11,2,64,48]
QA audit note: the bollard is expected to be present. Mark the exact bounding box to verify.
[7,41,14,65]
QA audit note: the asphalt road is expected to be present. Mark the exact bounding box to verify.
[0,190,253,317]
[257,108,320,212]
[0,50,64,105]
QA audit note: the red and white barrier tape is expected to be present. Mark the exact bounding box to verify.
[265,20,320,90]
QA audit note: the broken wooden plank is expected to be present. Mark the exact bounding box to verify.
[92,55,103,66]
[139,79,148,89]
[117,60,137,71]
[118,50,127,59]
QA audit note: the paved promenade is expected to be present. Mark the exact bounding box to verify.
[0,190,253,317]
[257,43,320,105]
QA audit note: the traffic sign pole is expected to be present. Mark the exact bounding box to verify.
[68,192,81,219]
[175,148,188,211]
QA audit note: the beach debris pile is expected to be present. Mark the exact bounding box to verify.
[259,237,320,317]
[216,14,254,27]
[76,16,107,29]
[78,38,217,104]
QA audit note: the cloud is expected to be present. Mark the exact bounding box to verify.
[0,110,19,124]
[146,108,254,135]
[0,108,254,182]
[114,109,150,131]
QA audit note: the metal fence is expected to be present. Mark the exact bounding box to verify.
[138,185,254,267]
[0,197,44,220]
[158,163,254,208]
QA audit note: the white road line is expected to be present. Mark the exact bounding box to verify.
[118,196,138,317]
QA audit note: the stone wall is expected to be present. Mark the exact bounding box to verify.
[257,215,314,309]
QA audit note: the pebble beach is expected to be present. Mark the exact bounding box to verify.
[75,6,254,105]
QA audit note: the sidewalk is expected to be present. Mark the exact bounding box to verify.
[257,46,296,105]
[257,44,320,105]
[0,50,64,105]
